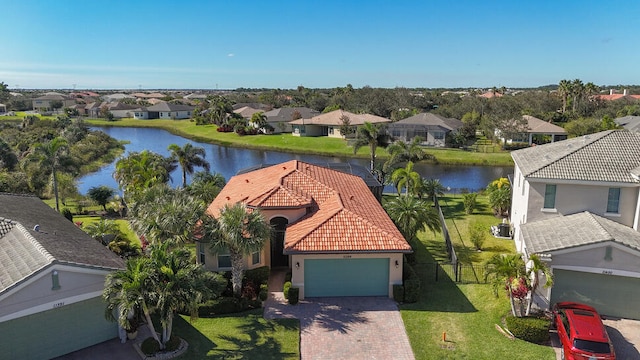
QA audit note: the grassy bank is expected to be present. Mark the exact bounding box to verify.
[86,118,514,166]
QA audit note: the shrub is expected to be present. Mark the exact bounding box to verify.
[242,280,257,300]
[61,208,73,222]
[247,298,262,309]
[505,315,550,344]
[165,336,181,351]
[259,284,269,301]
[462,192,478,214]
[283,281,292,300]
[404,278,420,303]
[244,266,270,286]
[393,284,405,302]
[141,337,161,355]
[403,261,418,281]
[288,287,299,305]
[468,221,486,250]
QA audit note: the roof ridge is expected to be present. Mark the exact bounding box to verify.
[15,222,56,263]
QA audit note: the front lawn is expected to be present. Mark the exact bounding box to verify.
[173,309,299,359]
[400,193,555,359]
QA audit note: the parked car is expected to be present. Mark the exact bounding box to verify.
[552,302,615,360]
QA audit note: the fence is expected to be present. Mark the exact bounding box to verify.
[434,197,457,267]
[419,262,488,284]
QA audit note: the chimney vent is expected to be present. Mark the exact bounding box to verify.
[624,89,628,96]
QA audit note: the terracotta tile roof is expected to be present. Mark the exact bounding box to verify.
[206,160,410,253]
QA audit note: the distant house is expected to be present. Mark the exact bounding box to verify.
[387,112,463,147]
[131,92,166,100]
[232,102,270,111]
[132,102,195,119]
[595,89,640,101]
[497,115,567,145]
[0,193,125,359]
[510,130,640,319]
[263,107,320,134]
[200,160,411,299]
[614,115,640,132]
[233,106,263,119]
[107,102,139,118]
[102,93,134,103]
[290,110,390,138]
[32,94,75,112]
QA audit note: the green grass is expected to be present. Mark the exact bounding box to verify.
[172,309,299,359]
[400,194,555,359]
[86,118,515,166]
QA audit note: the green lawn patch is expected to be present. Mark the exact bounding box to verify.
[173,309,299,359]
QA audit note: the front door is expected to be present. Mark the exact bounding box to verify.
[270,217,289,267]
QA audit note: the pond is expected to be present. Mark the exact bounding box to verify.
[78,127,512,194]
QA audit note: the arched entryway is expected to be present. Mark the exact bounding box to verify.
[270,217,289,267]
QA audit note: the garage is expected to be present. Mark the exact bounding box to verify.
[0,297,117,360]
[304,258,390,297]
[550,269,640,320]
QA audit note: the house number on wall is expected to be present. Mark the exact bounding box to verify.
[602,270,613,275]
[343,255,352,259]
[53,302,65,308]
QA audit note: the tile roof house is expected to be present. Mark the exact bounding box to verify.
[498,115,567,145]
[201,160,411,298]
[289,109,390,138]
[386,112,463,147]
[510,130,640,319]
[595,89,640,101]
[0,193,125,359]
[132,102,195,120]
[32,94,76,112]
[233,106,263,119]
[263,107,320,134]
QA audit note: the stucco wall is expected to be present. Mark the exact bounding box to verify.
[551,243,640,274]
[290,253,404,299]
[511,165,530,252]
[0,266,109,319]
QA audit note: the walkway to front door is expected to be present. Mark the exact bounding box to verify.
[264,269,415,360]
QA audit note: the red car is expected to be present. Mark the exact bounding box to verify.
[552,302,615,360]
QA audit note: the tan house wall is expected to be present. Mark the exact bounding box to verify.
[290,253,404,299]
[550,243,640,274]
[0,266,109,319]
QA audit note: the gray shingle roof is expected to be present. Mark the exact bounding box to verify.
[614,115,640,132]
[0,193,125,273]
[263,107,320,122]
[388,112,463,131]
[521,211,640,254]
[511,130,640,183]
[145,102,195,112]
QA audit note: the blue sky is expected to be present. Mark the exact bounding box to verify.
[1,0,638,90]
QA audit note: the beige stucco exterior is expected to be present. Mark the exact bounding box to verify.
[290,253,404,299]
[0,265,111,322]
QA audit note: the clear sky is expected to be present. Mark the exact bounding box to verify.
[1,0,638,90]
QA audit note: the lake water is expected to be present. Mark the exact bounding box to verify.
[78,127,512,194]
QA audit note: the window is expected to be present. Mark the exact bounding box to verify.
[217,247,231,268]
[543,184,556,209]
[252,250,261,265]
[607,187,620,213]
[328,127,334,135]
[434,131,445,140]
[198,242,206,264]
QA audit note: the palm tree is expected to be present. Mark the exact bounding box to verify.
[384,195,441,240]
[188,171,226,204]
[28,137,69,211]
[113,150,173,200]
[558,79,571,114]
[352,122,384,172]
[485,253,527,317]
[129,186,206,245]
[204,203,271,296]
[103,256,162,347]
[84,219,121,245]
[525,254,553,316]
[391,161,421,196]
[383,137,430,173]
[419,178,446,202]
[167,143,210,187]
[571,78,584,113]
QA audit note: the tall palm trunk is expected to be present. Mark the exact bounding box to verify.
[142,301,163,349]
[52,166,60,212]
[230,251,245,296]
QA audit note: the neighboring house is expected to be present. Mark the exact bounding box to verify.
[232,102,270,111]
[263,107,320,134]
[32,94,75,112]
[595,89,640,101]
[131,92,165,100]
[200,160,412,299]
[510,130,640,319]
[289,110,390,138]
[0,193,125,359]
[106,102,139,118]
[387,112,463,147]
[0,103,6,114]
[614,115,640,132]
[132,102,195,120]
[85,102,102,118]
[184,92,209,101]
[102,93,134,103]
[233,106,263,119]
[498,115,567,145]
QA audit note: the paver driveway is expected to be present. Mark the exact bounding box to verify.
[265,295,414,360]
